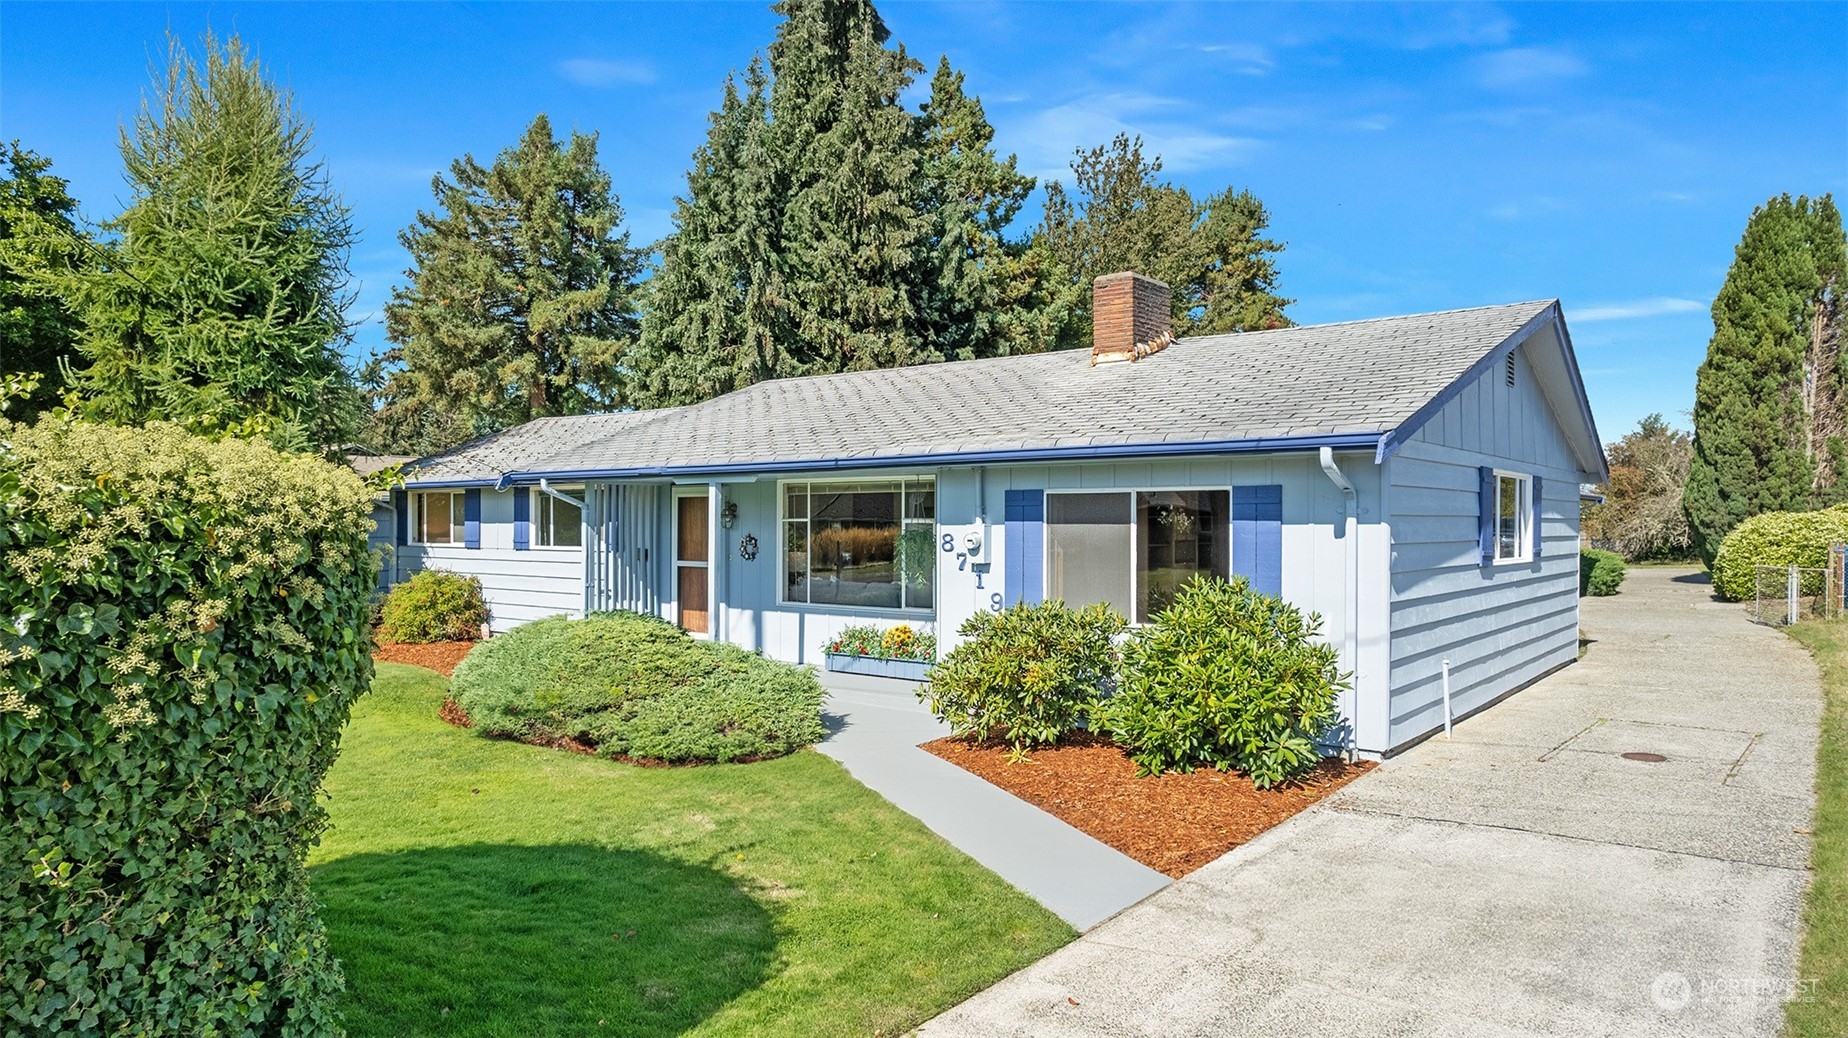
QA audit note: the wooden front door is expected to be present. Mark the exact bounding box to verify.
[676,494,710,634]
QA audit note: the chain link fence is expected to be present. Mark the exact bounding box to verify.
[1752,549,1846,626]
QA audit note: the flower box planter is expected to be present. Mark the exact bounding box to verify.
[824,652,933,682]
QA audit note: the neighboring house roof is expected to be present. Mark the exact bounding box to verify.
[345,453,416,477]
[402,299,1606,488]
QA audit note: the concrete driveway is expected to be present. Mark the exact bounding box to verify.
[923,566,1823,1037]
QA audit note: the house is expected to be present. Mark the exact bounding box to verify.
[382,272,1606,755]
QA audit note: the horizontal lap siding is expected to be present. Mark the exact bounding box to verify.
[388,487,584,633]
[1385,343,1584,750]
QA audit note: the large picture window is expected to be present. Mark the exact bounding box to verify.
[1046,489,1229,623]
[1495,472,1532,563]
[414,491,466,545]
[536,490,583,548]
[783,479,935,611]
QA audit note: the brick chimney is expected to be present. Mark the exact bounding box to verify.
[1091,271,1173,366]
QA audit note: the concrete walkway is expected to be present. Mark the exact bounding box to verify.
[924,567,1823,1037]
[815,671,1171,930]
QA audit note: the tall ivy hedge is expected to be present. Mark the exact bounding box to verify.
[0,418,377,1036]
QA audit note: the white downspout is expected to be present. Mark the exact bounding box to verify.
[1319,447,1361,759]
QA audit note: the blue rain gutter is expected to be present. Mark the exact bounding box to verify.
[481,431,1387,486]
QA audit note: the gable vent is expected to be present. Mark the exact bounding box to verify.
[1505,352,1517,388]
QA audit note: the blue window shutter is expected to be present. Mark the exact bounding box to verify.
[393,490,408,546]
[464,489,481,550]
[1478,466,1496,565]
[1232,485,1284,597]
[1530,475,1544,558]
[512,488,531,551]
[1004,489,1045,606]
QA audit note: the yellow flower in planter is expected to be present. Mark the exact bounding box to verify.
[881,624,918,657]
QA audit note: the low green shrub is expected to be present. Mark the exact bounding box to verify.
[1096,576,1346,788]
[0,418,376,1036]
[377,566,489,642]
[1712,506,1848,601]
[919,601,1125,761]
[453,611,824,763]
[1580,548,1627,596]
[824,622,936,661]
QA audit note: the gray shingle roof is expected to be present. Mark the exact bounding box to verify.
[404,300,1557,485]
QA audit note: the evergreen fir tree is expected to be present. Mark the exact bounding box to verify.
[915,56,1064,358]
[378,113,643,446]
[769,0,932,374]
[639,61,788,406]
[43,34,359,449]
[0,142,87,418]
[1684,193,1848,564]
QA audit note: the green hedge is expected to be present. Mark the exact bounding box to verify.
[1096,576,1346,788]
[377,567,488,642]
[0,419,377,1036]
[1579,548,1627,597]
[1712,506,1848,602]
[919,601,1125,762]
[452,612,824,763]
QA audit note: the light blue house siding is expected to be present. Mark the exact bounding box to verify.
[379,297,1603,756]
[1381,331,1584,750]
[392,486,583,633]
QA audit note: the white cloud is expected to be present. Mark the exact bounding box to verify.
[1196,42,1276,76]
[556,58,656,87]
[1007,94,1263,182]
[1475,47,1588,90]
[1573,297,1705,322]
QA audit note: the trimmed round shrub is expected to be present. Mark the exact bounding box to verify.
[1579,548,1627,597]
[1711,506,1848,601]
[0,418,376,1036]
[1096,576,1346,788]
[919,601,1126,761]
[452,611,824,763]
[377,566,488,642]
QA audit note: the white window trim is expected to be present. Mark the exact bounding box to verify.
[410,490,467,547]
[1492,469,1534,565]
[1042,485,1234,623]
[777,476,937,615]
[532,485,586,550]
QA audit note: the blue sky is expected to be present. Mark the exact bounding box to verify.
[4,2,1845,441]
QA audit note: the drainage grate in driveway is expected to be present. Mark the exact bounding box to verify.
[1620,751,1669,763]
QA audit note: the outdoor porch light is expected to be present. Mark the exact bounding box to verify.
[721,500,738,529]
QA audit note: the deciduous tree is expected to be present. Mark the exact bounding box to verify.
[1586,414,1694,560]
[0,143,87,418]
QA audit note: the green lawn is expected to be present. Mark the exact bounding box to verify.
[1784,622,1848,1036]
[309,663,1074,1037]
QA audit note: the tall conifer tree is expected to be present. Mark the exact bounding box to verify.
[916,57,1072,358]
[0,143,87,418]
[377,114,643,449]
[1684,194,1847,564]
[39,34,359,449]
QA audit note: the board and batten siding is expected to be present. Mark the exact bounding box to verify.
[1384,341,1584,749]
[390,487,584,633]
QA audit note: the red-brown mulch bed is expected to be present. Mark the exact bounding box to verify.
[922,732,1375,878]
[372,640,476,678]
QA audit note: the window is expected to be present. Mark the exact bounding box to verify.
[414,491,466,545]
[782,479,934,611]
[536,490,582,547]
[1495,472,1532,562]
[1047,489,1229,623]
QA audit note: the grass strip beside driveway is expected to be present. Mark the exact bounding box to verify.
[310,663,1074,1037]
[1784,621,1848,1036]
